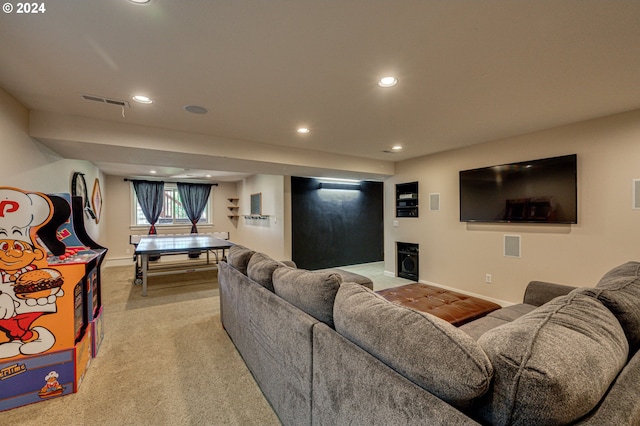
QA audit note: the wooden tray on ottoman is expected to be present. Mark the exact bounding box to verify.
[376,283,501,326]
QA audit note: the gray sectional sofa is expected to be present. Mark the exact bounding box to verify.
[218,245,640,425]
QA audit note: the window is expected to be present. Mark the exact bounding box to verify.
[133,184,211,226]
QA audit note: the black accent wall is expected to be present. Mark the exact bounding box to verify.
[291,176,384,270]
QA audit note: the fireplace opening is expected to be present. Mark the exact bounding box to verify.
[397,242,419,281]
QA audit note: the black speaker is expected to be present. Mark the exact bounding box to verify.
[401,254,418,277]
[397,243,419,281]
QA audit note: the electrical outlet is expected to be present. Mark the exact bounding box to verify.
[485,274,492,284]
[393,220,399,227]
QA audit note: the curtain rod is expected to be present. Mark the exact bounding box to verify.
[123,178,218,186]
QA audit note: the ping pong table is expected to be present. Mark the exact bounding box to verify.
[134,234,234,296]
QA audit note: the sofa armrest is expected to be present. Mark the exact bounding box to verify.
[523,281,576,306]
[316,268,374,290]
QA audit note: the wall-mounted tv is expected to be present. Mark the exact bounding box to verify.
[459,154,577,224]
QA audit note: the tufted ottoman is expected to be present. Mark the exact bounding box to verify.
[376,283,501,326]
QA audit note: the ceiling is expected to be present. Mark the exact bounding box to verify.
[1,1,640,182]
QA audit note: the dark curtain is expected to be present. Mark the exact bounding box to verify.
[132,180,165,234]
[177,182,212,233]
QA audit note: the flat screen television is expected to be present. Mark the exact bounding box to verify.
[459,154,577,224]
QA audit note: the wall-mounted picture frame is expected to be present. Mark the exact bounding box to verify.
[91,178,102,224]
[250,192,262,215]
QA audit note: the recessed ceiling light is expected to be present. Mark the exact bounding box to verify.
[391,145,403,151]
[132,95,153,104]
[150,170,157,174]
[297,127,310,134]
[378,76,398,88]
[128,0,151,4]
[184,105,208,114]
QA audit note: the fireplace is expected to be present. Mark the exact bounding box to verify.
[397,242,419,281]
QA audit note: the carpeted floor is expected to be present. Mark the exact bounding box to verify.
[1,265,280,425]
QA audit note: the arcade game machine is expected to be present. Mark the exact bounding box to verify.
[70,194,107,359]
[40,194,107,358]
[0,187,106,412]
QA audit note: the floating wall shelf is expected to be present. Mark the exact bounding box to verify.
[227,197,239,218]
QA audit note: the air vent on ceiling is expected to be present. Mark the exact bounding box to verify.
[81,94,130,108]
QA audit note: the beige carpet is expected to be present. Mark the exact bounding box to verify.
[1,265,280,426]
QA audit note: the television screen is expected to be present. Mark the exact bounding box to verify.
[459,154,577,223]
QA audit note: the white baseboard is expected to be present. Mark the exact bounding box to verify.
[375,270,511,306]
[104,257,136,268]
[418,279,513,307]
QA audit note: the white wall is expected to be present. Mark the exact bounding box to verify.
[385,109,640,304]
[0,88,105,245]
[235,174,287,260]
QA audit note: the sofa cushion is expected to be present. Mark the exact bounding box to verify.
[580,261,640,354]
[247,252,286,292]
[316,268,374,290]
[476,291,629,426]
[333,282,493,407]
[227,244,255,275]
[522,280,576,306]
[486,303,537,322]
[272,267,343,327]
[459,316,511,341]
[460,304,537,341]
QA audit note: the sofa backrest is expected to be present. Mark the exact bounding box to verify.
[227,244,255,275]
[476,290,628,425]
[247,251,287,292]
[333,282,494,408]
[273,267,343,327]
[575,347,640,425]
[579,261,640,355]
[227,247,348,328]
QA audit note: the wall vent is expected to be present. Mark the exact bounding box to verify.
[504,235,521,258]
[429,193,440,211]
[81,94,130,108]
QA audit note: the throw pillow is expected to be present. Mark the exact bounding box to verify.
[581,261,640,354]
[226,244,255,275]
[476,291,628,426]
[272,267,342,327]
[247,252,285,292]
[333,282,493,407]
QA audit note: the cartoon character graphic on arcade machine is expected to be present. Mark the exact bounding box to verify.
[0,188,64,359]
[39,370,65,398]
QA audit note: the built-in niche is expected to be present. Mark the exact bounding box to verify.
[397,242,419,281]
[396,182,418,217]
